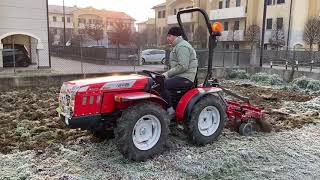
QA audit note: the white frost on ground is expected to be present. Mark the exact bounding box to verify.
[1,124,320,180]
[281,97,320,114]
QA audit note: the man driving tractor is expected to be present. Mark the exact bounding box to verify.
[161,27,198,118]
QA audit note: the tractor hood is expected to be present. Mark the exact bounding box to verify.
[62,74,150,92]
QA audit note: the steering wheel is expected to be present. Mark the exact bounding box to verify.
[142,70,164,80]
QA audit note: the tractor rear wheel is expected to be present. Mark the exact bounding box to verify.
[186,96,226,145]
[115,102,169,161]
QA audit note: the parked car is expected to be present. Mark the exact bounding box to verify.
[141,49,166,64]
[2,44,31,67]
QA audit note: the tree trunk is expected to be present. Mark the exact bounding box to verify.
[117,41,120,61]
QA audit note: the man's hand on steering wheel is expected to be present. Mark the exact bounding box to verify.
[162,72,168,79]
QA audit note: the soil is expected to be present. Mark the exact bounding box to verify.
[222,81,320,132]
[0,82,319,179]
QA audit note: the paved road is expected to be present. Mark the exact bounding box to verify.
[51,57,166,74]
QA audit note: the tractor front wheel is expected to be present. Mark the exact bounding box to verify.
[115,102,169,161]
[186,96,226,145]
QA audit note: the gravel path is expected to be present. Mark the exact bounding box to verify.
[1,124,320,180]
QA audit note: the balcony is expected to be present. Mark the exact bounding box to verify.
[210,7,246,20]
[217,30,245,41]
[49,21,73,28]
[167,14,192,24]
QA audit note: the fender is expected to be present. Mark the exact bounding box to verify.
[114,91,168,108]
[175,87,223,122]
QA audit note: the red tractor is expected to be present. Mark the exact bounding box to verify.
[57,8,268,161]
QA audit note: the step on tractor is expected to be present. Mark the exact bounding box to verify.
[56,8,271,161]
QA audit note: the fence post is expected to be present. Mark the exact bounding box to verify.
[222,50,225,67]
[80,35,84,78]
[12,36,16,74]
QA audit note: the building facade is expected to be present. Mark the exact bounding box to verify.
[153,0,209,47]
[137,18,155,33]
[48,6,135,47]
[153,0,320,49]
[48,5,78,45]
[0,0,50,68]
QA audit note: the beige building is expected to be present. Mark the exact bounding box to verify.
[152,3,167,46]
[153,0,208,46]
[49,5,78,45]
[213,0,320,49]
[208,0,248,49]
[153,0,320,49]
[137,18,155,33]
[48,6,135,47]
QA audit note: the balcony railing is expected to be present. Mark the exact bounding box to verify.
[210,7,246,20]
[49,21,73,28]
[218,30,245,41]
[167,14,192,24]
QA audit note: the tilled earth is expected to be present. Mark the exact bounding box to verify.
[0,82,319,179]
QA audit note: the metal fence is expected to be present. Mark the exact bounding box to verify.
[196,49,251,68]
[2,44,320,77]
[262,49,320,72]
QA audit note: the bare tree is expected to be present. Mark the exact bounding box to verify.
[304,17,320,51]
[245,24,261,50]
[194,25,207,48]
[109,21,133,59]
[160,27,169,46]
[85,23,104,45]
[109,22,133,47]
[146,26,157,46]
[269,24,285,51]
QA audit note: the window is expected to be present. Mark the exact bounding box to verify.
[53,16,57,22]
[62,17,65,22]
[162,10,166,18]
[266,0,273,5]
[277,0,285,4]
[224,22,229,31]
[174,9,177,15]
[218,1,223,9]
[266,18,272,29]
[234,44,240,49]
[67,17,71,23]
[234,21,240,30]
[277,18,283,29]
[226,0,230,8]
[236,0,241,7]
[225,44,230,49]
[158,11,161,18]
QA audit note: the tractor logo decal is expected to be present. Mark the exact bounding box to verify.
[101,80,136,90]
